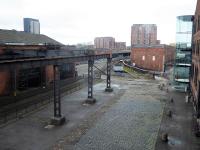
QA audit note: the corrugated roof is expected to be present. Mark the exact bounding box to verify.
[0,29,63,45]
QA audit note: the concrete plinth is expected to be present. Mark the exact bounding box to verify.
[50,116,66,126]
[85,98,96,104]
[161,133,168,142]
[105,87,113,92]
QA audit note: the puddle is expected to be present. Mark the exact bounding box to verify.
[168,136,182,146]
[94,83,123,90]
[44,124,55,129]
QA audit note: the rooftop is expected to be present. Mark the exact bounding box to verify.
[0,29,62,45]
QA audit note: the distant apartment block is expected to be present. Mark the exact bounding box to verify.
[24,18,40,34]
[115,42,126,50]
[94,37,115,50]
[131,24,158,46]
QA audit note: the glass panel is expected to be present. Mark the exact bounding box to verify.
[174,67,190,79]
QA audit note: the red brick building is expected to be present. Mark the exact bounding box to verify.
[131,45,175,72]
[191,0,200,118]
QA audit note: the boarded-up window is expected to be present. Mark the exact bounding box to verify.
[152,56,155,61]
[142,56,145,61]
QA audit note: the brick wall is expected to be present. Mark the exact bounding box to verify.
[0,70,10,95]
[45,65,54,85]
[164,45,175,63]
[191,0,200,113]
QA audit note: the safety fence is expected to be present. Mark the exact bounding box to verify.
[122,61,163,75]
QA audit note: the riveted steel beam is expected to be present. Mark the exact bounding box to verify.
[85,58,96,104]
[51,65,65,125]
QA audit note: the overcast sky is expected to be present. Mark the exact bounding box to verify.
[0,0,197,45]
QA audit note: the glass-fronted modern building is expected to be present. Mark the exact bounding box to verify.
[24,18,40,34]
[173,15,193,91]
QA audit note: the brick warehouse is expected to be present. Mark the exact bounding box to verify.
[131,45,175,72]
[191,0,200,118]
[0,29,76,96]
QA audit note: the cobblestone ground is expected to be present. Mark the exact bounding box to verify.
[0,75,167,150]
[74,78,167,150]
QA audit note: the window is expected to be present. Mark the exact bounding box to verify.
[195,41,197,55]
[195,66,198,87]
[196,40,200,56]
[152,56,155,61]
[198,40,200,55]
[193,20,196,34]
[191,63,194,78]
[192,43,195,55]
[198,16,200,31]
[142,56,145,61]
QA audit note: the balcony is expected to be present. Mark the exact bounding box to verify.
[174,78,189,83]
[175,58,191,66]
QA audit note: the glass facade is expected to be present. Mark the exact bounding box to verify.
[174,15,193,91]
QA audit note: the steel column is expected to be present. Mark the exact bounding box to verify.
[105,57,113,92]
[51,65,65,125]
[85,59,96,104]
[40,67,45,88]
[53,65,61,117]
[88,59,93,99]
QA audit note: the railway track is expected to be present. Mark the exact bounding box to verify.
[0,77,90,127]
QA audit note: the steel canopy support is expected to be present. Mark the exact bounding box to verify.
[105,57,113,92]
[51,65,65,125]
[85,59,96,104]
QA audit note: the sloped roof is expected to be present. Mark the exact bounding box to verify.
[0,29,63,45]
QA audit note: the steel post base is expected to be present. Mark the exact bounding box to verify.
[50,116,66,126]
[85,98,96,104]
[105,87,113,92]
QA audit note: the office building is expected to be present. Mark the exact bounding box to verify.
[173,15,193,90]
[24,18,40,34]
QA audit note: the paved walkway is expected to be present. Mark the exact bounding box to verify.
[155,86,200,150]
